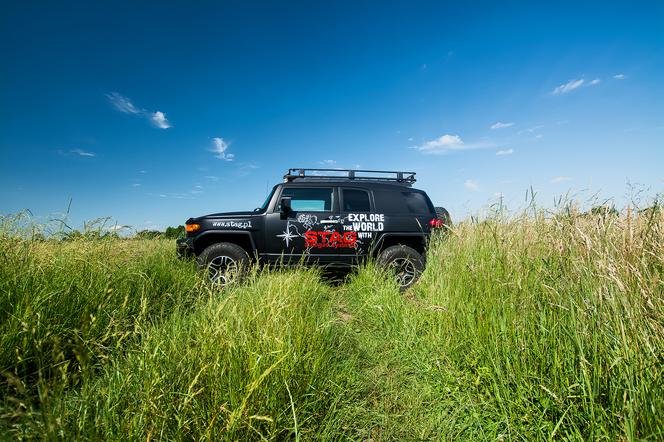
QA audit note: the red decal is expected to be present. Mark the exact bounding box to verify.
[304,231,318,248]
[305,231,357,248]
[343,231,357,244]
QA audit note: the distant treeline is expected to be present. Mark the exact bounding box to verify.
[134,225,185,240]
[27,225,186,241]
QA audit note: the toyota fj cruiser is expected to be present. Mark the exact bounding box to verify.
[177,168,450,289]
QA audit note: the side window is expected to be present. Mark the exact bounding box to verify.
[402,191,432,214]
[342,189,371,212]
[280,187,333,212]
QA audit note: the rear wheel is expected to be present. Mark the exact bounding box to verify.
[376,245,425,290]
[197,242,250,287]
[435,206,452,230]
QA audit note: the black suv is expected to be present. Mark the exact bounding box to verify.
[177,168,449,289]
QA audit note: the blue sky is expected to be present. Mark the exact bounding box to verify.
[1,1,663,230]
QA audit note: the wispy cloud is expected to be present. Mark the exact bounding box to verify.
[204,175,219,181]
[106,92,171,129]
[613,73,626,80]
[150,111,170,129]
[157,192,195,199]
[519,124,544,135]
[550,176,572,183]
[319,159,336,166]
[106,92,141,114]
[496,148,514,156]
[552,78,602,95]
[412,134,490,154]
[464,179,479,191]
[553,79,584,95]
[71,149,96,157]
[211,137,234,161]
[490,122,514,130]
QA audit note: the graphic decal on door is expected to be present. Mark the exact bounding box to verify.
[277,221,301,247]
[296,213,318,229]
[275,213,385,251]
[304,231,357,248]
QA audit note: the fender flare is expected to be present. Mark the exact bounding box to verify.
[370,232,429,256]
[193,230,257,254]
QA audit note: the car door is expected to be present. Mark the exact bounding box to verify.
[338,187,377,261]
[263,185,344,264]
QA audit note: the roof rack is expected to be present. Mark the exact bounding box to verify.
[283,168,416,186]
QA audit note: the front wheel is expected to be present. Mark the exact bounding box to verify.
[197,242,250,287]
[376,245,425,290]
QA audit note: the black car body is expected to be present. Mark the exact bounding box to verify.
[177,169,448,288]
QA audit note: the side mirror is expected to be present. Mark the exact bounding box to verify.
[280,197,292,214]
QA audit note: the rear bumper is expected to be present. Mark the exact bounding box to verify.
[176,237,195,259]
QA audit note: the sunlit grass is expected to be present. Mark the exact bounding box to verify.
[1,207,662,440]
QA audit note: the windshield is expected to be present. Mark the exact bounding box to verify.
[258,186,277,211]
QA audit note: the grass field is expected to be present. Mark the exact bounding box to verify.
[1,208,663,440]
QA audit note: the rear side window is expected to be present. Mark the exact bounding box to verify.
[280,187,333,211]
[342,189,371,212]
[402,191,433,214]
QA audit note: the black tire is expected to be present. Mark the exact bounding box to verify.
[376,245,425,290]
[196,242,250,287]
[435,206,452,229]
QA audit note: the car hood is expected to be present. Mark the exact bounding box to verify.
[188,211,259,223]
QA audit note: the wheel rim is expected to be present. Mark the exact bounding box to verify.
[207,255,239,287]
[388,257,417,288]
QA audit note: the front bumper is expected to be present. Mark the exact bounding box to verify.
[176,237,195,259]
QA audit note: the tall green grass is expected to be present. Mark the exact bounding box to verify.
[1,209,662,440]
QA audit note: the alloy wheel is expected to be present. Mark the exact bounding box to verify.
[207,255,239,287]
[388,257,417,288]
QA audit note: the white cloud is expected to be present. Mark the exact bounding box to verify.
[553,79,585,95]
[204,175,219,181]
[552,78,601,95]
[131,183,141,187]
[71,149,96,157]
[464,179,479,191]
[496,148,514,156]
[613,74,626,80]
[550,176,572,183]
[319,159,336,166]
[491,122,514,130]
[106,92,140,114]
[108,224,131,232]
[211,137,234,161]
[150,111,170,129]
[414,134,490,154]
[518,124,544,135]
[106,92,171,129]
